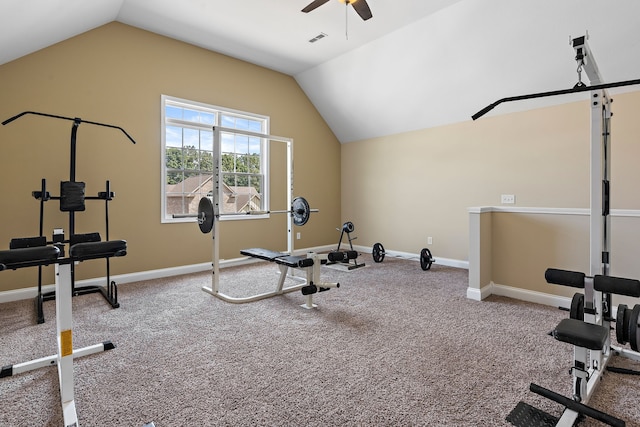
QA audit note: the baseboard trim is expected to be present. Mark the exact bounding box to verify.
[467,282,572,309]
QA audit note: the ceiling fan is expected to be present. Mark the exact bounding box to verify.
[302,0,373,21]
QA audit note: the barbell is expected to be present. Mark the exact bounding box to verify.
[182,196,318,234]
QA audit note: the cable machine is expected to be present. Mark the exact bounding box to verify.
[474,35,640,427]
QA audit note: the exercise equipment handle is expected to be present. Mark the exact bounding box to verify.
[472,78,640,120]
[529,383,625,427]
[2,111,137,144]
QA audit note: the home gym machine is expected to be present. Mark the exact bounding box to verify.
[1,111,136,323]
[178,126,345,308]
[0,111,136,426]
[474,35,640,426]
[326,221,364,270]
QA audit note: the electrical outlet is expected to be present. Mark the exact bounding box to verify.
[501,194,515,204]
[296,232,301,240]
[427,237,433,245]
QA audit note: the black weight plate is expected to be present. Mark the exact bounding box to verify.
[343,221,355,233]
[630,304,640,352]
[292,197,310,226]
[372,242,385,263]
[198,197,215,234]
[616,304,628,345]
[569,293,584,321]
[420,248,433,271]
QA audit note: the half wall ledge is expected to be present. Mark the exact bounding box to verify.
[467,206,640,307]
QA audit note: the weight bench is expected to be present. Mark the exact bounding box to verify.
[211,248,340,308]
[1,240,126,427]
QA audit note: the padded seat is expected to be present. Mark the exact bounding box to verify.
[275,255,313,268]
[552,318,609,351]
[0,246,60,270]
[240,248,287,261]
[70,240,127,261]
[240,248,313,268]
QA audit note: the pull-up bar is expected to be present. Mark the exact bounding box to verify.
[471,77,640,121]
[2,110,137,144]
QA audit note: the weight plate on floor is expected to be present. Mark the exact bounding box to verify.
[372,242,385,263]
[616,304,629,345]
[292,196,310,226]
[198,197,215,234]
[630,304,640,352]
[420,248,433,271]
[570,293,584,321]
[342,221,355,233]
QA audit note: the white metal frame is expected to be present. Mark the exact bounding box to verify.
[2,261,113,427]
[202,126,303,303]
[554,35,638,427]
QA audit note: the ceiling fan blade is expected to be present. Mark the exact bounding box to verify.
[351,0,373,20]
[301,0,331,13]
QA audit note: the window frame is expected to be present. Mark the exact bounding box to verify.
[161,94,270,224]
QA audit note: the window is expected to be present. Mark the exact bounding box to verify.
[161,95,269,222]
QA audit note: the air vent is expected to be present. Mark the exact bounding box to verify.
[309,33,328,43]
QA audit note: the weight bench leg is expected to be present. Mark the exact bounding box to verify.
[276,264,288,293]
[301,293,317,309]
[300,257,317,309]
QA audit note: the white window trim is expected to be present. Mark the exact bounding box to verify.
[161,94,270,224]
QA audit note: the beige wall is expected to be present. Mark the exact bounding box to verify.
[0,22,341,292]
[342,91,640,267]
[491,211,589,299]
[472,209,640,306]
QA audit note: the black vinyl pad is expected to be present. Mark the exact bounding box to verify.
[240,248,287,261]
[594,274,640,297]
[545,268,585,288]
[276,255,313,268]
[240,248,312,268]
[552,318,609,350]
[70,240,127,261]
[0,246,60,270]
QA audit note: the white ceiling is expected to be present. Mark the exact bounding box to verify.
[2,0,640,143]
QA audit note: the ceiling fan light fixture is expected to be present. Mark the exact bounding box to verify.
[301,0,372,22]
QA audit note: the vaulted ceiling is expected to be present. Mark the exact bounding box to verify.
[2,0,640,143]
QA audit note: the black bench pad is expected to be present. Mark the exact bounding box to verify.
[240,248,313,268]
[70,240,127,261]
[0,246,61,270]
[275,255,313,268]
[552,318,609,350]
[240,248,287,261]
